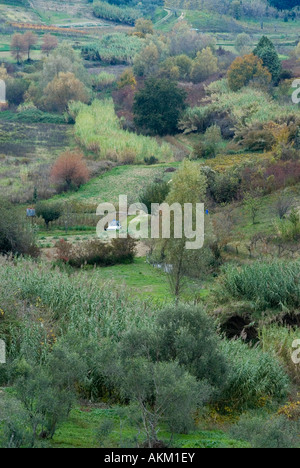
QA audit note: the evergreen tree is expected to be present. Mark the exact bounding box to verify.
[253,36,281,83]
[133,78,187,135]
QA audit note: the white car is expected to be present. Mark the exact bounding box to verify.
[106,220,122,231]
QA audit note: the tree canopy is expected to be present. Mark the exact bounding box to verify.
[268,0,300,9]
[133,78,187,136]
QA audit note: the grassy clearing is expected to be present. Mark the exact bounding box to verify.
[92,257,174,303]
[230,185,300,241]
[51,405,248,448]
[53,164,179,206]
[92,257,207,304]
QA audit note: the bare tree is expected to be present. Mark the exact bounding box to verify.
[273,193,294,219]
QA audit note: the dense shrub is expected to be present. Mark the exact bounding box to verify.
[264,161,300,190]
[229,413,299,448]
[56,237,137,267]
[210,172,240,204]
[144,156,159,165]
[220,339,289,410]
[51,151,90,192]
[6,79,29,106]
[220,260,300,312]
[0,202,38,257]
[180,87,288,137]
[139,180,170,212]
[192,141,216,159]
[241,129,275,152]
[239,160,300,196]
[35,202,62,229]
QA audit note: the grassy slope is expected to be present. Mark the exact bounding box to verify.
[0,0,94,25]
[155,6,300,54]
[51,406,248,449]
[92,257,206,304]
[53,164,180,206]
[231,185,300,240]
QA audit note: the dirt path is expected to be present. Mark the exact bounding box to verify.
[155,8,173,25]
[155,8,185,27]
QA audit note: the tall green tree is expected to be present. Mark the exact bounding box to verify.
[133,78,187,136]
[253,36,281,82]
[160,160,207,300]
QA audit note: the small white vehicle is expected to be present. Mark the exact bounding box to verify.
[106,220,122,231]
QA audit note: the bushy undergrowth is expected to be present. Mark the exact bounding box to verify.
[180,87,296,136]
[219,339,289,410]
[260,324,300,385]
[55,237,137,268]
[0,203,38,257]
[220,260,300,313]
[229,412,299,448]
[0,257,291,446]
[0,257,154,340]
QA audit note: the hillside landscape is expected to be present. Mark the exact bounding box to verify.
[0,0,300,451]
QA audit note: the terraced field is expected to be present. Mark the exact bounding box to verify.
[0,120,72,158]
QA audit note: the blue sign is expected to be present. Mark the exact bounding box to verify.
[26,209,36,217]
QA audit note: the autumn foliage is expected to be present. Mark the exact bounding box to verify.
[10,33,26,63]
[10,32,37,62]
[227,53,271,91]
[44,72,89,112]
[23,31,37,61]
[51,151,90,192]
[41,34,58,56]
